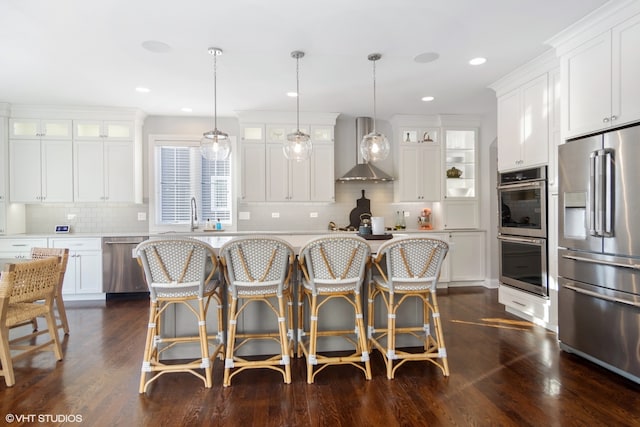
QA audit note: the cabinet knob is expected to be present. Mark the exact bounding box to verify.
[611,115,618,121]
[603,117,610,123]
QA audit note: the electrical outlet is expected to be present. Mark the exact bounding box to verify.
[137,212,147,221]
[404,211,410,217]
[67,214,77,220]
[310,212,318,218]
[239,211,251,220]
[272,212,280,218]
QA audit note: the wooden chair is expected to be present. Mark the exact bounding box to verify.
[219,236,295,386]
[298,234,372,383]
[368,236,449,379]
[30,247,71,335]
[0,257,63,387]
[135,238,224,393]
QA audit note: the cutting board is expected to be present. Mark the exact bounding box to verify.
[348,190,371,228]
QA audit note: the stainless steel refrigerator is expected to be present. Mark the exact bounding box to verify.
[558,123,640,384]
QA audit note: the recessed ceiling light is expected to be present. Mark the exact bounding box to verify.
[469,57,487,66]
[413,52,440,64]
[141,40,171,53]
[181,107,192,113]
[135,87,150,93]
[421,96,435,102]
[287,91,298,97]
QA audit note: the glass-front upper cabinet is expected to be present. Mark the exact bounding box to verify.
[443,128,477,198]
[240,124,265,143]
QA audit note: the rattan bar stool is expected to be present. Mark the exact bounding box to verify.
[368,236,449,379]
[219,236,295,387]
[0,257,63,387]
[135,238,224,393]
[297,234,372,383]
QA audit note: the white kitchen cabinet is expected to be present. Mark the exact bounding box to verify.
[49,237,103,296]
[9,118,71,140]
[74,120,133,141]
[395,143,441,202]
[443,128,477,199]
[240,143,266,202]
[310,143,335,202]
[0,238,48,258]
[448,231,485,282]
[9,138,73,203]
[240,124,265,143]
[561,12,640,137]
[266,143,310,201]
[497,73,550,172]
[0,204,5,234]
[442,200,479,230]
[74,139,135,202]
[429,232,450,285]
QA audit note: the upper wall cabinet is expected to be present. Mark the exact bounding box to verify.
[552,9,640,138]
[10,118,72,139]
[74,120,133,140]
[443,128,477,199]
[496,74,550,172]
[237,112,338,203]
[9,118,73,203]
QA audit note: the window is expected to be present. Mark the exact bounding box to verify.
[156,145,232,224]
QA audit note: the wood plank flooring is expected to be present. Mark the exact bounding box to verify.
[2,287,639,426]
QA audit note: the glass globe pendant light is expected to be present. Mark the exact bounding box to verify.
[360,53,390,163]
[283,50,312,161]
[200,47,231,161]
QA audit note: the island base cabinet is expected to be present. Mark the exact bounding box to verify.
[159,299,224,360]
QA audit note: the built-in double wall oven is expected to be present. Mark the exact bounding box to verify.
[498,166,548,297]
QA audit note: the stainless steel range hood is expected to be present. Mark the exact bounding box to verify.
[337,117,393,182]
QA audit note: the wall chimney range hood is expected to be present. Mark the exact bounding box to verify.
[337,117,393,182]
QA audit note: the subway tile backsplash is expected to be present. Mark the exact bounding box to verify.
[25,185,441,234]
[26,203,149,234]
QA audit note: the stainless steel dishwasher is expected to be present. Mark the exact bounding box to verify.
[102,236,148,296]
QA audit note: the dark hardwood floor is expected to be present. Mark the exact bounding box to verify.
[2,287,639,426]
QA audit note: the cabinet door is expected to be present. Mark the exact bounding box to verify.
[240,143,265,201]
[310,144,335,201]
[449,232,485,281]
[74,140,105,202]
[41,139,73,202]
[429,233,450,284]
[240,124,265,143]
[9,139,41,202]
[266,144,290,201]
[10,119,70,139]
[563,31,612,137]
[397,145,421,201]
[521,74,549,168]
[103,121,133,140]
[497,90,523,171]
[76,251,103,294]
[612,13,640,127]
[288,157,310,201]
[420,145,441,201]
[0,202,5,234]
[104,140,134,202]
[443,200,479,229]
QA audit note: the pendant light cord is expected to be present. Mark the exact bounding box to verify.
[213,51,218,132]
[296,54,300,132]
[372,58,377,133]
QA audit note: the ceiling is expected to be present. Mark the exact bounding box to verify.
[0,0,609,120]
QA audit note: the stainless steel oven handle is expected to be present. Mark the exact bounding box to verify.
[561,254,640,271]
[498,235,544,245]
[564,283,640,309]
[497,181,543,190]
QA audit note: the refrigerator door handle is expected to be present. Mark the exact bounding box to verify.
[603,149,614,237]
[562,253,640,270]
[564,283,640,309]
[589,150,598,236]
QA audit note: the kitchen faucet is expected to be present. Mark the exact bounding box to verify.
[190,196,198,231]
